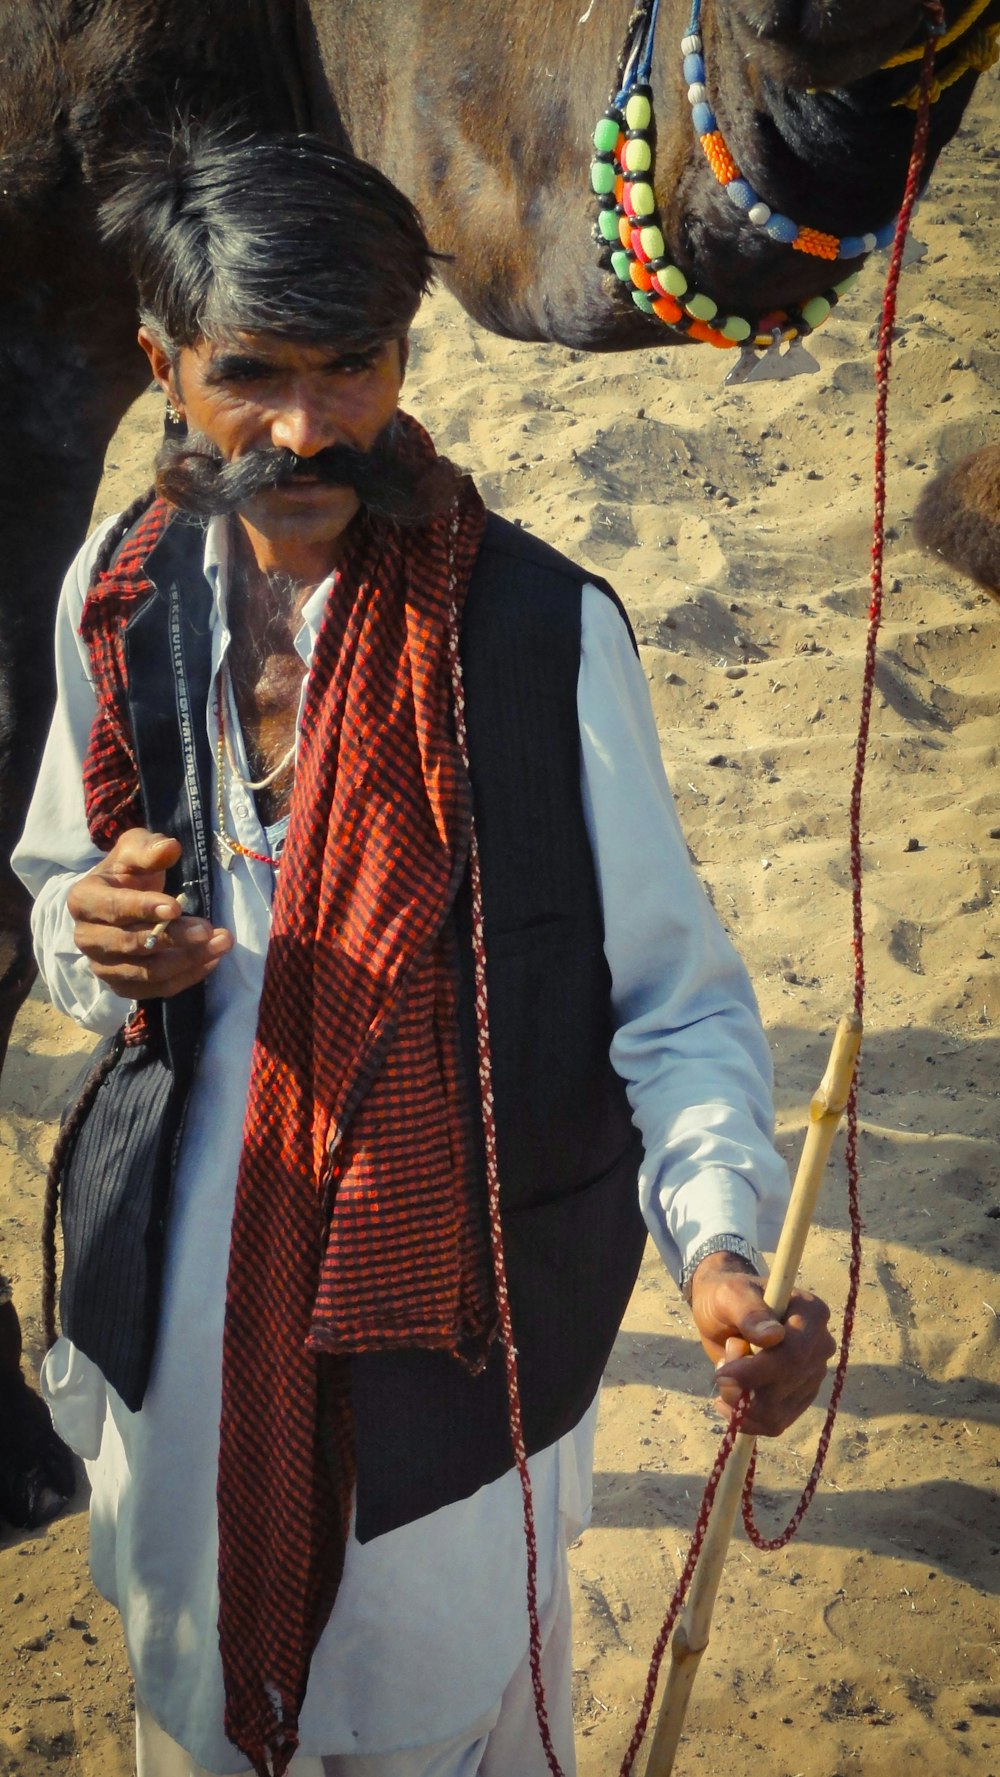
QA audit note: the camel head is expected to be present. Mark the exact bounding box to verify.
[605,0,1000,350]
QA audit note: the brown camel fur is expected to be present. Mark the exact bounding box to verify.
[914,444,1000,603]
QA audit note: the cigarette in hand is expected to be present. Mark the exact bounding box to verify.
[143,890,194,951]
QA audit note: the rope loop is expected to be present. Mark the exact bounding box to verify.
[616,18,943,1770]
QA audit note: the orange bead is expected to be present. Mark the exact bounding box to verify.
[792,226,840,261]
[699,130,739,186]
[651,294,683,324]
[629,261,653,291]
[687,318,716,343]
[619,214,632,248]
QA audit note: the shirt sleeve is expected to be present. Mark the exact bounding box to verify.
[577,583,789,1284]
[11,518,128,1036]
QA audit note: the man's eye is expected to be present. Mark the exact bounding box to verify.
[332,353,378,376]
[207,358,272,387]
[226,363,270,383]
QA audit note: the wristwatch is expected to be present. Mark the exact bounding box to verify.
[679,1233,764,1304]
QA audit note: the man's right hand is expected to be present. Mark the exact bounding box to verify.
[67,828,233,999]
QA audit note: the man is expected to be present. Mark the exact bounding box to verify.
[14,132,834,1777]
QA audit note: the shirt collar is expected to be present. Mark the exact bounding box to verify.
[202,515,335,665]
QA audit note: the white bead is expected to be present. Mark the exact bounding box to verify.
[687,82,707,104]
[748,201,772,225]
[862,232,877,251]
[681,33,702,53]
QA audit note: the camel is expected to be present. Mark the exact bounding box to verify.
[0,1273,74,1527]
[0,0,996,1518]
[915,443,1000,599]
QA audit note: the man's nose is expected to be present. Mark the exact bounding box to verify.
[270,392,337,458]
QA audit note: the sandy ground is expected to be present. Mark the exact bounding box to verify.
[2,68,1000,1777]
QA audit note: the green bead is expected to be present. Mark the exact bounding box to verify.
[661,264,688,297]
[591,160,616,196]
[639,225,665,261]
[631,290,654,313]
[801,295,831,329]
[625,93,652,131]
[593,116,620,154]
[623,137,652,174]
[721,315,752,342]
[611,248,632,282]
[686,292,718,321]
[630,181,655,217]
[598,207,621,242]
[832,271,860,297]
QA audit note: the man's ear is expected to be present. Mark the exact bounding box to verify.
[397,334,409,382]
[138,327,181,407]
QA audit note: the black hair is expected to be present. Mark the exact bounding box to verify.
[100,125,439,352]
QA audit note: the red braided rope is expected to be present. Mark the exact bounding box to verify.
[618,17,943,1766]
[741,3,942,1553]
[446,530,566,1777]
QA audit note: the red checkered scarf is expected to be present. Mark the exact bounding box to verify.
[219,445,493,1775]
[79,496,176,1045]
[78,432,494,1774]
[80,495,171,844]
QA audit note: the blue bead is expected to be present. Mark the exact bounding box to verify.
[874,219,897,249]
[691,102,716,135]
[724,179,757,212]
[837,235,867,259]
[765,213,799,244]
[682,53,706,84]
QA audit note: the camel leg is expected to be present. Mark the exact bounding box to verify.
[0,1280,76,1528]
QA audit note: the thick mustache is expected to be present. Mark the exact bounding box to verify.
[155,435,392,517]
[154,425,461,525]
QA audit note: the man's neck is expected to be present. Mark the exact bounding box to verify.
[224,524,317,824]
[235,493,358,587]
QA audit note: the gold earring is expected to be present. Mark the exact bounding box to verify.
[165,399,183,424]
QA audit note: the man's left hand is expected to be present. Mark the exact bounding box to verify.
[688,1254,836,1439]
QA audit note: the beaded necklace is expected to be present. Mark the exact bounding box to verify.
[215,674,292,869]
[683,0,900,264]
[589,0,950,349]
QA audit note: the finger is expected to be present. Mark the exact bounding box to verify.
[88,940,230,1000]
[92,957,223,1000]
[73,916,220,962]
[715,1293,833,1383]
[105,830,182,876]
[690,1272,783,1349]
[730,1305,785,1349]
[743,1369,828,1437]
[69,882,185,931]
[716,1334,832,1395]
[713,1359,823,1431]
[714,1343,834,1433]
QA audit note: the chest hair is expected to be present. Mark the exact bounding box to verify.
[226,554,317,830]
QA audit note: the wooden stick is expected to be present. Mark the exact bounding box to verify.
[642,1011,863,1777]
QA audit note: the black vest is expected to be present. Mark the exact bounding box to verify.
[57,510,648,1539]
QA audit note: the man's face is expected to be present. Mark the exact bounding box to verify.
[140,328,407,575]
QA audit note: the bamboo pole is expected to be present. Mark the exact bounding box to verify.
[642,1011,863,1777]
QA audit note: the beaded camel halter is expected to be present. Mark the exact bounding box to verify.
[589,0,988,351]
